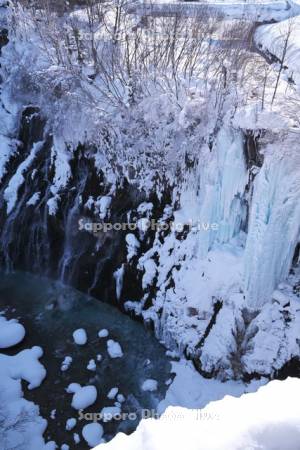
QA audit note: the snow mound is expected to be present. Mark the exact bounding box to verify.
[107,340,123,358]
[141,379,158,392]
[82,423,104,447]
[99,378,300,450]
[107,387,119,399]
[0,315,25,348]
[255,17,300,89]
[87,359,96,371]
[69,384,98,410]
[98,329,109,338]
[73,328,87,345]
[101,406,121,422]
[8,346,46,389]
[66,418,77,431]
[0,342,51,449]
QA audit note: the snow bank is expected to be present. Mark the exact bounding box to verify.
[8,346,46,389]
[99,378,300,450]
[255,16,300,89]
[0,340,51,449]
[0,315,25,348]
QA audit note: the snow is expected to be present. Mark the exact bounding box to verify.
[66,418,77,431]
[99,378,300,450]
[72,328,87,345]
[244,135,300,307]
[117,394,125,403]
[4,141,44,214]
[87,359,96,371]
[107,387,119,400]
[8,346,46,390]
[101,406,122,422]
[47,195,60,216]
[141,379,158,392]
[255,16,300,89]
[0,328,51,449]
[107,339,123,358]
[113,265,125,300]
[68,384,98,410]
[73,433,80,444]
[61,356,72,372]
[66,382,81,394]
[125,234,140,261]
[82,423,104,447]
[96,195,112,219]
[0,315,25,348]
[140,259,157,290]
[158,359,265,413]
[98,329,109,338]
[26,192,40,207]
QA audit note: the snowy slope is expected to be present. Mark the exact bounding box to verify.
[98,377,300,450]
[255,16,300,88]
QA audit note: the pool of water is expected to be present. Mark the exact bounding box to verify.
[0,271,172,449]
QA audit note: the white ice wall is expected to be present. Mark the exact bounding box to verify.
[177,126,248,259]
[244,140,300,308]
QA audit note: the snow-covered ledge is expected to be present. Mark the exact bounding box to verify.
[98,377,300,450]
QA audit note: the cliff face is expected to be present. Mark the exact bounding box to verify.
[0,3,300,381]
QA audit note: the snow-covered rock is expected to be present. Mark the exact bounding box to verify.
[8,346,46,389]
[61,356,72,372]
[141,379,158,392]
[98,329,109,338]
[87,359,96,371]
[66,418,77,431]
[0,316,25,348]
[68,385,98,410]
[0,340,50,449]
[107,387,119,400]
[72,328,87,345]
[82,423,104,447]
[101,406,121,422]
[107,340,123,358]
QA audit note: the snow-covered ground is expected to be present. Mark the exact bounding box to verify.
[0,315,54,449]
[255,16,300,88]
[98,377,300,450]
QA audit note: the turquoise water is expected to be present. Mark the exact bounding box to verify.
[0,272,172,449]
